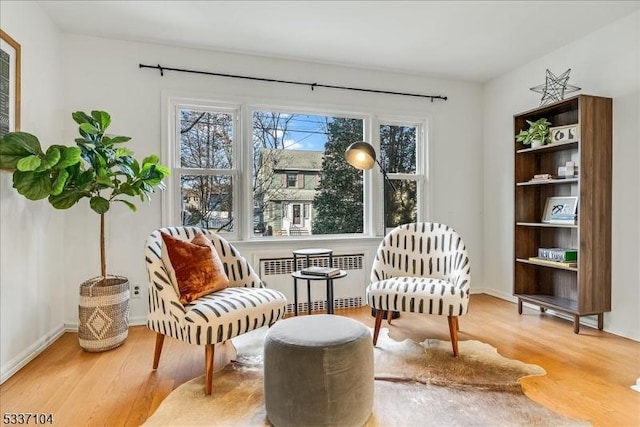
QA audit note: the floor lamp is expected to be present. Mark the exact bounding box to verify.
[345,141,400,319]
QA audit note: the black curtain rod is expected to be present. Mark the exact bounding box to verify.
[138,63,447,102]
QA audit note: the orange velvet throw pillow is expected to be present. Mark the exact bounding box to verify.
[160,232,230,304]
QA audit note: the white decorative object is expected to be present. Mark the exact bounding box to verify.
[565,161,575,177]
[550,124,580,143]
[632,377,640,393]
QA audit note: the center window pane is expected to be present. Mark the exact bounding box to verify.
[252,111,364,237]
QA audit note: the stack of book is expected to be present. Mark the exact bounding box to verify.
[300,266,341,277]
[529,248,578,268]
[529,173,554,182]
[549,213,577,224]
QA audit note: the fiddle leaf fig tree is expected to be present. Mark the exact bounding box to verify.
[0,110,169,283]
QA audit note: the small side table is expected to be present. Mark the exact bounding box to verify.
[292,248,345,315]
[291,270,347,315]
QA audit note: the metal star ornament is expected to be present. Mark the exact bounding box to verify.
[530,69,581,106]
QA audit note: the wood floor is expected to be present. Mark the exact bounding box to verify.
[1,294,638,426]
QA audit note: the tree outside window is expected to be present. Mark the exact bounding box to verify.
[380,124,419,229]
[178,109,235,232]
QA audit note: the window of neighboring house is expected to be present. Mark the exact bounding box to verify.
[253,110,364,237]
[286,173,298,188]
[379,122,423,230]
[174,105,238,234]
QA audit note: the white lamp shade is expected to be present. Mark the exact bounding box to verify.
[345,141,376,170]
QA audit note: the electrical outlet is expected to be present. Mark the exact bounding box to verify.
[132,284,142,299]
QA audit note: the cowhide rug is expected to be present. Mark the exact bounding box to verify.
[143,327,588,426]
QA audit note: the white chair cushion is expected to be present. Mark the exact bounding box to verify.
[367,276,468,316]
[183,287,286,343]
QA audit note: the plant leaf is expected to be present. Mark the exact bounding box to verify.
[90,196,110,214]
[109,136,131,144]
[80,123,100,135]
[56,146,82,169]
[118,164,134,178]
[16,155,42,172]
[114,199,137,212]
[155,164,171,176]
[0,132,43,170]
[51,169,70,196]
[49,189,84,209]
[142,154,159,165]
[91,111,111,131]
[36,146,62,171]
[13,170,52,200]
[72,111,93,125]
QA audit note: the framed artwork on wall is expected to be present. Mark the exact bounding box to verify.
[0,30,21,137]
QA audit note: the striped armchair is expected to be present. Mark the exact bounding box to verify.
[366,222,471,356]
[145,226,287,395]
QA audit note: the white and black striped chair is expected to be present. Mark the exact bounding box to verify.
[145,226,287,395]
[366,222,471,356]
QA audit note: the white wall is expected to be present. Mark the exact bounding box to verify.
[0,1,65,382]
[483,11,640,340]
[59,35,485,325]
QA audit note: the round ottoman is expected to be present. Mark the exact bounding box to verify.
[264,315,373,427]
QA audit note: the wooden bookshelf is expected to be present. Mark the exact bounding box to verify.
[513,95,612,333]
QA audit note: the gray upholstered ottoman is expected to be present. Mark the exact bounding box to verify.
[264,314,374,427]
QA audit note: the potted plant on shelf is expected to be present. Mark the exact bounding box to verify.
[0,110,169,352]
[515,118,551,148]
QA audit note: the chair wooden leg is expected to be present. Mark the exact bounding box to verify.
[447,316,459,357]
[152,333,165,369]
[205,344,215,395]
[373,309,384,346]
[386,309,393,325]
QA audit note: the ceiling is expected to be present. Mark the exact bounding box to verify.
[37,1,639,82]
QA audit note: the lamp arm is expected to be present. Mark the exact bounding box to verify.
[376,159,397,192]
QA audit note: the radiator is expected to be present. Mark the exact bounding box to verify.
[259,253,366,314]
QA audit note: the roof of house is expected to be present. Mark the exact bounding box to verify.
[260,149,324,171]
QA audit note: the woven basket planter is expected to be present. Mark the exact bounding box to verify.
[79,275,130,352]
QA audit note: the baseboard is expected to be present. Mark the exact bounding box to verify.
[478,291,603,333]
[64,314,148,332]
[129,315,147,326]
[1,324,66,384]
[477,288,518,302]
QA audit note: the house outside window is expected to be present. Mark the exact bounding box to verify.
[253,110,364,237]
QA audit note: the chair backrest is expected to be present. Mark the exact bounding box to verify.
[145,226,263,310]
[371,222,470,290]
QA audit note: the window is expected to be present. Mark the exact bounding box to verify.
[379,122,422,230]
[167,98,427,239]
[286,173,298,188]
[253,110,364,237]
[174,105,238,233]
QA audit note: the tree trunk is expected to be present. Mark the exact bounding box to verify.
[100,213,106,285]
